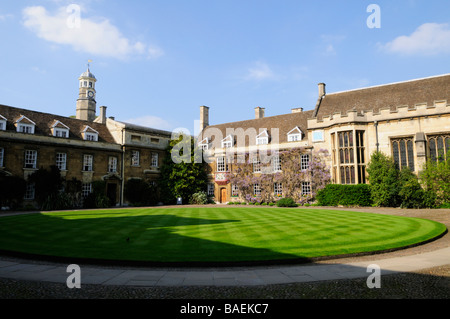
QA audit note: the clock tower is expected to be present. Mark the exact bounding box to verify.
[76,66,97,122]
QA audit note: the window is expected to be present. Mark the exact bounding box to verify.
[428,134,450,163]
[231,184,239,197]
[24,183,35,200]
[24,150,37,169]
[207,183,215,196]
[108,157,118,173]
[254,183,261,196]
[392,137,415,171]
[221,135,233,149]
[83,155,93,172]
[18,124,34,134]
[301,154,310,170]
[273,155,282,172]
[288,134,302,142]
[287,127,303,142]
[253,157,261,173]
[82,126,99,142]
[0,148,4,167]
[216,156,228,172]
[198,138,209,151]
[56,153,67,171]
[274,183,283,197]
[151,153,159,168]
[131,151,140,166]
[82,183,92,198]
[338,131,356,184]
[85,133,98,141]
[54,128,69,138]
[356,131,366,184]
[256,131,269,145]
[302,182,311,195]
[312,130,324,142]
[0,122,5,131]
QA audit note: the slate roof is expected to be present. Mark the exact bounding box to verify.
[202,110,314,148]
[0,104,116,144]
[314,74,450,120]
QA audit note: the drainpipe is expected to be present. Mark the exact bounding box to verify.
[374,121,379,153]
[120,128,125,207]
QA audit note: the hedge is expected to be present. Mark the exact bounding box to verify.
[316,184,373,207]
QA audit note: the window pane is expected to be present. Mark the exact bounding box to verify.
[339,133,344,148]
[392,141,399,167]
[407,140,415,171]
[400,140,407,168]
[429,138,436,162]
[350,166,355,184]
[348,132,354,147]
[437,137,444,162]
[344,132,348,147]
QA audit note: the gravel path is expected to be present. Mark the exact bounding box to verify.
[0,207,448,299]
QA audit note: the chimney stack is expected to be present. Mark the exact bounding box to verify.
[255,107,265,119]
[318,83,326,98]
[292,107,304,113]
[200,106,210,131]
[99,106,107,124]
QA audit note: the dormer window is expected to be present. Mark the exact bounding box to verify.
[0,115,6,131]
[51,120,70,139]
[16,115,36,135]
[256,130,269,145]
[198,137,209,151]
[287,127,303,142]
[221,135,233,149]
[82,126,99,142]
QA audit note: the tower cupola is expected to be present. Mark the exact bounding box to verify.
[76,63,97,122]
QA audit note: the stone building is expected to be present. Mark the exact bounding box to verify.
[198,74,450,203]
[0,67,171,208]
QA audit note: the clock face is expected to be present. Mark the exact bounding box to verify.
[87,91,95,98]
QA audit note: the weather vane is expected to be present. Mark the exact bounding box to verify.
[87,59,93,69]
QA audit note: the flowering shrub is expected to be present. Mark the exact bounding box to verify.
[227,148,331,204]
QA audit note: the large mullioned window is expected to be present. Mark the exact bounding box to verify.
[392,137,415,171]
[428,134,450,163]
[331,130,366,184]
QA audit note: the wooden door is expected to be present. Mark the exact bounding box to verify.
[221,188,227,203]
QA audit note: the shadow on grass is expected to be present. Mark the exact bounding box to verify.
[0,212,312,267]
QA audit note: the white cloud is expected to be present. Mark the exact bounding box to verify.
[124,115,174,131]
[22,5,163,60]
[244,61,277,81]
[382,23,450,56]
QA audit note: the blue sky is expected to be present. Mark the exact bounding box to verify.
[1,1,449,133]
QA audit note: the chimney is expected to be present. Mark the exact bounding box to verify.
[292,107,304,113]
[200,105,209,131]
[99,106,107,124]
[318,83,326,98]
[255,107,265,119]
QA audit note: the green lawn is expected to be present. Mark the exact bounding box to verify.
[0,207,446,264]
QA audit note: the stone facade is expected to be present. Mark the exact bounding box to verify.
[0,67,172,208]
[199,74,450,203]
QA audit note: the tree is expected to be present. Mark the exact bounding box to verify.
[159,133,208,204]
[28,166,64,209]
[420,152,450,207]
[0,174,26,209]
[124,178,158,207]
[366,151,402,207]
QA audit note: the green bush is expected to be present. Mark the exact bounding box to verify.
[189,191,209,205]
[276,197,298,207]
[316,184,372,207]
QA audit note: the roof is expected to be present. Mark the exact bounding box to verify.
[202,110,314,147]
[314,74,450,120]
[0,104,116,144]
[80,68,96,80]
